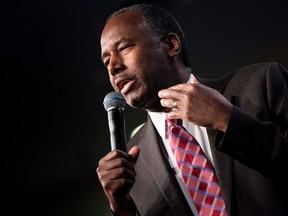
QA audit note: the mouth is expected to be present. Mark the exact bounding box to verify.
[115,77,136,95]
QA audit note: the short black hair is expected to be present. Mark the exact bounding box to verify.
[106,4,191,67]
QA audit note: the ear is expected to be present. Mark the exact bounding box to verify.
[164,33,181,58]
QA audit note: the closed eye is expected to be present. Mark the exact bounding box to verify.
[104,58,110,68]
[119,44,130,52]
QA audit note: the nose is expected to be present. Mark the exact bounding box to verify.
[108,54,124,76]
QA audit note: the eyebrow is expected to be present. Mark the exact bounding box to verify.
[101,38,132,61]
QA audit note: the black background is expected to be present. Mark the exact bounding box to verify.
[1,0,287,215]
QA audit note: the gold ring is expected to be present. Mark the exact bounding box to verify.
[173,101,177,109]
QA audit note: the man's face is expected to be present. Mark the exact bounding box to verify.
[100,11,173,111]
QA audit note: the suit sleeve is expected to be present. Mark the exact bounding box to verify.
[216,62,288,183]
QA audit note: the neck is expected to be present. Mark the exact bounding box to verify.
[171,65,191,86]
[178,67,191,83]
[145,66,192,112]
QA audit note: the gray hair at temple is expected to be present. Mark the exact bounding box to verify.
[106,3,191,67]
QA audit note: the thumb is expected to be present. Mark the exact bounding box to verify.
[128,146,141,163]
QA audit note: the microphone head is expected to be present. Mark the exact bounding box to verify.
[103,91,126,111]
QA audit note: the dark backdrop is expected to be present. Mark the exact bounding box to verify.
[1,0,287,215]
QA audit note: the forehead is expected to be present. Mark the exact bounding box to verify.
[100,12,144,48]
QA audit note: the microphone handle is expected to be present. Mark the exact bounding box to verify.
[107,109,127,152]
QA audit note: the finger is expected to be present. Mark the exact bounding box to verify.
[97,160,137,182]
[160,98,174,109]
[104,157,136,171]
[111,149,130,159]
[105,166,136,181]
[128,146,140,163]
[158,88,183,100]
[103,149,130,161]
[98,151,135,172]
[168,83,188,91]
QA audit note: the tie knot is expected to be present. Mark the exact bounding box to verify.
[165,116,183,139]
[165,116,182,126]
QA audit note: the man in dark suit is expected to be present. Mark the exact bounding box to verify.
[97,3,288,216]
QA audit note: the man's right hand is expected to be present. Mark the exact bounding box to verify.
[96,146,140,216]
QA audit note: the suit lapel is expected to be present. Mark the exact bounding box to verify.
[198,75,235,215]
[129,117,193,216]
[207,128,233,215]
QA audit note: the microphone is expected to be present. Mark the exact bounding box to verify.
[103,91,127,152]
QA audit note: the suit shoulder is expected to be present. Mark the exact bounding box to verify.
[231,62,286,75]
[215,62,288,96]
[220,62,287,83]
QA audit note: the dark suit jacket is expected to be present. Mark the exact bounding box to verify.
[127,62,288,216]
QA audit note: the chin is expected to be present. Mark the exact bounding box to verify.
[125,93,146,109]
[127,98,144,109]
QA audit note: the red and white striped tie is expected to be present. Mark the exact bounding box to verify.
[166,117,228,216]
